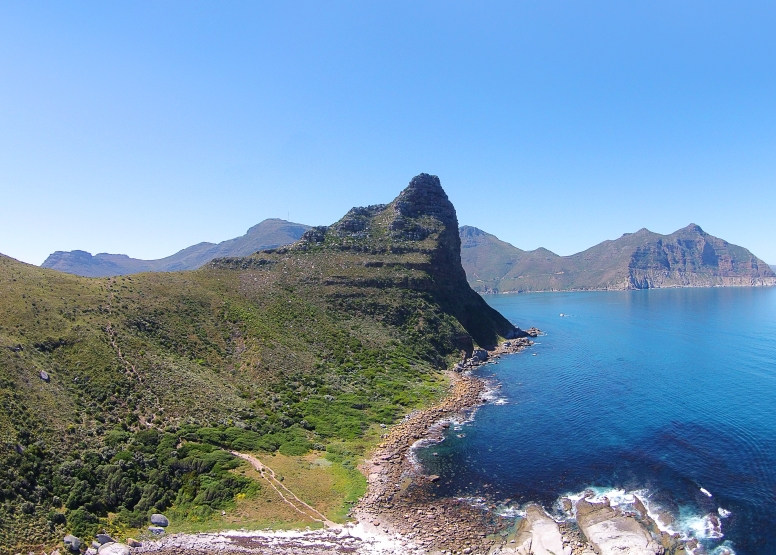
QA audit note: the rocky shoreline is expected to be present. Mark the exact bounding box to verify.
[68,328,695,555]
[118,336,537,555]
[350,333,543,555]
[350,327,691,555]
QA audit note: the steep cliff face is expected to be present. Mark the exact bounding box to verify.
[387,174,474,294]
[388,175,520,347]
[286,173,519,349]
[626,225,776,289]
[461,224,776,293]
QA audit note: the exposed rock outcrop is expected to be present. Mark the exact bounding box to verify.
[575,498,663,555]
[63,535,81,553]
[524,505,565,555]
[97,543,130,555]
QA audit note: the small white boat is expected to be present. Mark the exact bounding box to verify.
[700,487,712,497]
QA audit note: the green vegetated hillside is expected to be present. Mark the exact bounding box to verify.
[41,219,310,277]
[460,224,776,293]
[0,175,518,550]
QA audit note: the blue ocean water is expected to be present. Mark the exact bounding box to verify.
[416,287,776,555]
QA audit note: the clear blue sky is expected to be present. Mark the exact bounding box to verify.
[1,1,775,265]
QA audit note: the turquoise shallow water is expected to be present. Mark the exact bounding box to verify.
[416,287,776,555]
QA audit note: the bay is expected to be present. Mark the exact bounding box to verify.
[415,287,776,555]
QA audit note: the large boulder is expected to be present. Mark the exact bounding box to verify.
[63,535,81,553]
[471,349,489,362]
[150,513,169,527]
[95,534,115,545]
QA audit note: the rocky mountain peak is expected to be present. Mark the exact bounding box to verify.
[392,173,453,220]
[42,219,310,277]
[298,173,462,259]
[459,226,489,240]
[461,223,776,293]
[387,174,463,269]
[389,173,466,274]
[289,174,519,347]
[681,223,705,234]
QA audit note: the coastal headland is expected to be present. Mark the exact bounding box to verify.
[131,332,690,555]
[0,174,519,550]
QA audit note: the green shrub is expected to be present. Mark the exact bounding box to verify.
[66,507,100,538]
[278,438,311,456]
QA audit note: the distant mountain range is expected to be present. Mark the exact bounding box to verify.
[41,218,775,292]
[460,224,776,292]
[41,218,310,277]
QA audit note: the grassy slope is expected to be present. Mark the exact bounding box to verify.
[0,175,516,550]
